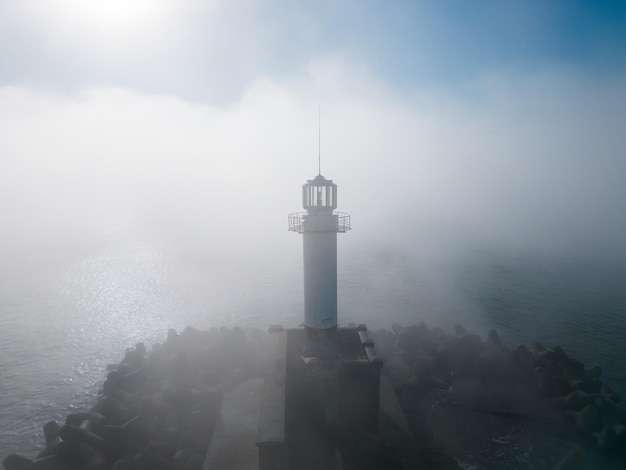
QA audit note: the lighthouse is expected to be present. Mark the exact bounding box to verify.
[248,172,382,470]
[288,173,350,358]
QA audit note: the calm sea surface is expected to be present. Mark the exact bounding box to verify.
[1,234,625,457]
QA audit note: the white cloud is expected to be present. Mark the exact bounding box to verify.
[1,60,625,260]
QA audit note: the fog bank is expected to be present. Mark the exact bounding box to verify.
[1,63,625,264]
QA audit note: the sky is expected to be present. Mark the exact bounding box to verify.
[1,0,626,262]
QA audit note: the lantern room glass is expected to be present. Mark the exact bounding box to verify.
[302,179,337,210]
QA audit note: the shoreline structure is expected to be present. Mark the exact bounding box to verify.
[3,323,626,470]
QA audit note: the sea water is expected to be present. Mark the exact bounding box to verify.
[1,234,625,457]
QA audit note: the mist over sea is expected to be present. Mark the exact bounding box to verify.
[2,0,626,464]
[1,229,625,458]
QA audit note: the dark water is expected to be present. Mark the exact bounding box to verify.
[456,252,626,396]
[0,235,624,458]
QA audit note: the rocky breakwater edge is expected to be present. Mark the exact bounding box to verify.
[3,323,626,470]
[3,326,267,470]
[374,323,626,469]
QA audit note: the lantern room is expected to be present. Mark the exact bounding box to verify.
[302,175,337,212]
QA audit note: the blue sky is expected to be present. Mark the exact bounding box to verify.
[1,0,625,259]
[1,0,625,102]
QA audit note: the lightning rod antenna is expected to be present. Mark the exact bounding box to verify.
[318,106,321,176]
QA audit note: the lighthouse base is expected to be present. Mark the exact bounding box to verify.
[256,325,388,470]
[303,325,338,360]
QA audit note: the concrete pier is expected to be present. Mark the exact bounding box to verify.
[4,324,626,470]
[202,378,263,470]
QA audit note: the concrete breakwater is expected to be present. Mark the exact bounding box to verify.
[3,323,626,470]
[374,323,626,469]
[3,326,266,470]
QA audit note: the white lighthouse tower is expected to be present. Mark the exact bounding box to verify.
[288,173,350,358]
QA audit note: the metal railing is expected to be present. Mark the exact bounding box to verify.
[336,212,351,232]
[288,212,351,233]
[288,213,306,233]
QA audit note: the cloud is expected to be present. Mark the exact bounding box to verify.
[1,60,625,261]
